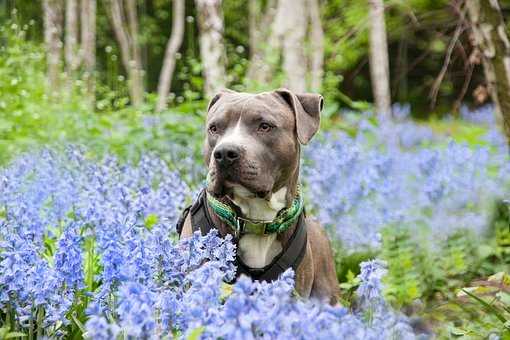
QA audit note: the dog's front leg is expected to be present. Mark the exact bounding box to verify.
[294,239,314,299]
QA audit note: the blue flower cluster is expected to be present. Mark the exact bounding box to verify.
[304,115,510,250]
[0,147,415,338]
[88,236,414,340]
[0,148,189,336]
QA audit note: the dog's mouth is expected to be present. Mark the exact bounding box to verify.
[224,181,271,200]
[207,168,272,201]
[210,180,271,201]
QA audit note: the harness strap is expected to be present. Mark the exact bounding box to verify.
[190,189,216,235]
[176,190,216,236]
[176,189,308,282]
[236,213,307,282]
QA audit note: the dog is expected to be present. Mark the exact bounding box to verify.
[178,88,339,304]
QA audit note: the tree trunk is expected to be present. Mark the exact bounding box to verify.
[307,0,324,92]
[125,0,144,106]
[280,0,307,92]
[246,0,277,86]
[65,0,79,77]
[107,0,144,106]
[466,0,510,143]
[368,0,392,118]
[248,0,260,64]
[195,0,227,98]
[266,0,322,92]
[43,0,63,92]
[156,0,185,112]
[81,0,96,103]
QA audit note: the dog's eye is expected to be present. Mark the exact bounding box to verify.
[258,122,273,132]
[208,124,218,134]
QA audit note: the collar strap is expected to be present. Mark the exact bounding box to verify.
[206,188,304,236]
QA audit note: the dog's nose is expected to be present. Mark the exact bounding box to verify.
[214,144,241,166]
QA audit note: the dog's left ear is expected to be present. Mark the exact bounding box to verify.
[207,88,237,113]
[275,88,324,144]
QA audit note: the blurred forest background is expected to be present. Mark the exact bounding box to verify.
[1,0,510,162]
[0,0,510,173]
[2,0,510,116]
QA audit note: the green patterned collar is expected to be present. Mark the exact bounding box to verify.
[206,187,304,236]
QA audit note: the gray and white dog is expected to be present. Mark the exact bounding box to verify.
[179,88,339,304]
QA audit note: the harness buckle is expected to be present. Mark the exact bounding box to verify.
[235,217,268,236]
[235,217,245,238]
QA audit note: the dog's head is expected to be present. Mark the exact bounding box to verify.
[204,88,323,200]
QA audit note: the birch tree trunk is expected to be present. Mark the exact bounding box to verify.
[279,0,307,93]
[466,0,510,143]
[65,0,79,77]
[107,0,144,106]
[43,0,63,92]
[246,0,277,86]
[368,0,392,118]
[81,0,96,102]
[156,0,185,112]
[125,0,144,106]
[195,0,227,98]
[307,0,324,92]
[264,0,320,92]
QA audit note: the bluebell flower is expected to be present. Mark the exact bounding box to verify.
[116,281,157,338]
[54,223,84,290]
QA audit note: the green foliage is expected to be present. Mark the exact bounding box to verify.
[380,226,426,308]
[0,19,205,180]
[492,200,510,265]
[0,21,95,163]
[380,226,483,308]
[0,326,27,339]
[427,120,491,147]
[439,272,510,338]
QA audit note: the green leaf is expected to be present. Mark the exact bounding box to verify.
[0,328,9,338]
[5,332,27,338]
[461,289,507,324]
[144,213,159,230]
[187,326,205,340]
[449,326,466,336]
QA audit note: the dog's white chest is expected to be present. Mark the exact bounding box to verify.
[232,186,287,268]
[238,234,282,268]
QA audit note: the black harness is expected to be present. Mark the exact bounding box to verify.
[176,189,308,282]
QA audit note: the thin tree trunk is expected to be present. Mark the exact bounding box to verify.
[107,0,144,106]
[81,0,96,103]
[368,0,392,118]
[125,0,144,106]
[246,0,277,86]
[248,0,259,63]
[307,0,324,92]
[43,0,63,92]
[65,0,79,78]
[156,0,185,112]
[195,0,227,98]
[466,0,510,143]
[280,0,307,92]
[268,0,285,62]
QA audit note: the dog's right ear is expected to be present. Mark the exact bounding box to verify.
[275,88,323,145]
[207,89,236,113]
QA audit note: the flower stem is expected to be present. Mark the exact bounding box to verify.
[36,307,44,339]
[84,235,96,307]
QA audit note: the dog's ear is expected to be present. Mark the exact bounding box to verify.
[207,89,237,113]
[275,88,323,144]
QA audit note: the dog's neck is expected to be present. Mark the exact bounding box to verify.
[230,185,288,221]
[229,167,300,269]
[229,185,286,269]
